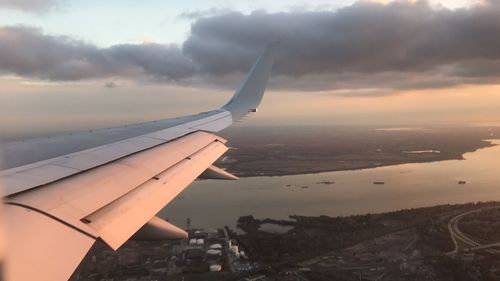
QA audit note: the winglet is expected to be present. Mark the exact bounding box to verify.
[222,42,278,121]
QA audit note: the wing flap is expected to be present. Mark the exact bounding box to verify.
[6,132,226,233]
[82,139,228,250]
[4,204,95,281]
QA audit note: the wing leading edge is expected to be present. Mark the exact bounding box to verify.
[2,43,276,281]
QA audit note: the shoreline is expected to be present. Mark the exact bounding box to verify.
[229,140,497,178]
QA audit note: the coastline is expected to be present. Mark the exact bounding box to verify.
[227,139,497,178]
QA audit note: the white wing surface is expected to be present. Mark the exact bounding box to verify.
[1,43,276,281]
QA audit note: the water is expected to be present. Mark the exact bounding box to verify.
[160,140,500,229]
[259,223,294,234]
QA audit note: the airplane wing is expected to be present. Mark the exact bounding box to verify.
[1,43,276,281]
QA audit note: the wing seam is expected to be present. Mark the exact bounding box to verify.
[4,202,98,239]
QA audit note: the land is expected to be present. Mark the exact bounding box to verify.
[217,126,500,177]
[71,201,500,281]
[230,201,500,281]
[68,126,500,280]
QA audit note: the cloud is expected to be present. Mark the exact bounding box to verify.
[2,0,500,93]
[0,0,62,13]
[183,0,500,91]
[0,26,196,81]
[104,81,117,89]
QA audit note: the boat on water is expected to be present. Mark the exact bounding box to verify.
[316,181,335,185]
[373,181,385,185]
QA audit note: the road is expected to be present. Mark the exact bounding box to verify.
[446,206,500,255]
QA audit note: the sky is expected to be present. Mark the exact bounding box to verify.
[1,0,500,139]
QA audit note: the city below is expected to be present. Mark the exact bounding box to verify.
[71,201,500,281]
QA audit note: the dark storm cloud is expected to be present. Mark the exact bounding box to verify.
[3,0,500,93]
[0,26,196,81]
[183,0,500,89]
[0,0,61,13]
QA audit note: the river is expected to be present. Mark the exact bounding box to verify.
[160,140,500,229]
